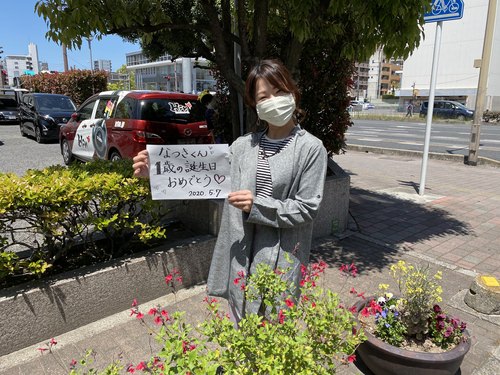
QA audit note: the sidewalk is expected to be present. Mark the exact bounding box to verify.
[1,150,499,374]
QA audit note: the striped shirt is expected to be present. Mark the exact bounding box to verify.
[256,134,295,197]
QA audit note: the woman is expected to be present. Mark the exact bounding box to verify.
[133,59,328,323]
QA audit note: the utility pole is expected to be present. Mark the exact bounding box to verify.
[467,0,497,165]
[87,36,94,70]
[62,43,69,72]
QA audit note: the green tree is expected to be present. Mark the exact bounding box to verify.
[36,0,430,152]
[107,64,136,91]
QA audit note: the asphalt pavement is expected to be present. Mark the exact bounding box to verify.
[0,149,499,374]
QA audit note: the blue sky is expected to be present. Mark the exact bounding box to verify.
[1,1,140,72]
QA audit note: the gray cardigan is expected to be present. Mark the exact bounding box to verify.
[207,126,328,318]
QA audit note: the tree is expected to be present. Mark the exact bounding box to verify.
[108,64,136,91]
[36,0,430,152]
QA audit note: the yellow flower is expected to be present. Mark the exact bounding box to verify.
[378,283,389,291]
[434,271,442,280]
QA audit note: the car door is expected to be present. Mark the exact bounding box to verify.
[70,99,99,161]
[433,101,444,117]
[21,95,37,136]
[442,102,454,118]
[92,96,115,159]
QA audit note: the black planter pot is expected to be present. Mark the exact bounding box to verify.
[355,299,471,375]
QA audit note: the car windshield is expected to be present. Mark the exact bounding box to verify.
[36,96,76,112]
[453,102,468,110]
[139,98,205,123]
[0,98,18,109]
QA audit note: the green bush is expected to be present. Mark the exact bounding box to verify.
[0,160,166,286]
[20,70,108,105]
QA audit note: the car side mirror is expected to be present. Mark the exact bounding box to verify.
[71,112,80,121]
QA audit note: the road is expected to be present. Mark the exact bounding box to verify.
[0,124,63,175]
[347,119,500,162]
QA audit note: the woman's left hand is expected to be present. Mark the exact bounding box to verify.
[228,190,254,213]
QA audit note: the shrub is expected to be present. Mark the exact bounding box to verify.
[0,159,166,286]
[20,70,108,105]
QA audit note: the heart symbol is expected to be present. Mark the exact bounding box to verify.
[214,174,226,184]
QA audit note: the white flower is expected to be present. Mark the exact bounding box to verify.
[385,292,394,300]
[377,296,386,304]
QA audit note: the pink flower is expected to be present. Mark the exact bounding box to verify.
[349,305,358,313]
[300,264,307,276]
[240,283,246,291]
[285,299,294,308]
[131,299,138,307]
[172,268,180,275]
[135,362,147,371]
[126,364,136,373]
[349,263,358,277]
[136,312,144,320]
[69,359,77,369]
[237,270,245,278]
[49,338,57,346]
[148,308,158,316]
[176,276,183,283]
[165,274,173,283]
[233,278,240,285]
[161,309,169,319]
[154,316,163,325]
[350,287,357,294]
[348,354,356,363]
[311,302,316,308]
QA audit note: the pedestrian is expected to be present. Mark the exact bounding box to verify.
[132,59,328,325]
[406,102,414,117]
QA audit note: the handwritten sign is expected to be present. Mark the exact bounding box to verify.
[147,144,231,200]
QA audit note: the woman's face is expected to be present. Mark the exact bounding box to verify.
[254,78,289,105]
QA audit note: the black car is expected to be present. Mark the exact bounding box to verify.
[19,93,76,143]
[0,95,19,124]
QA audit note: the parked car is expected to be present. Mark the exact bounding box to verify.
[59,90,214,165]
[419,100,474,120]
[19,93,76,143]
[348,100,373,111]
[0,95,19,124]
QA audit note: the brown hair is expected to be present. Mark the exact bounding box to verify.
[244,59,305,123]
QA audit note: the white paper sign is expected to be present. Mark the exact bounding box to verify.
[147,144,231,200]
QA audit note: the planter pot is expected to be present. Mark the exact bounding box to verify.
[355,299,471,375]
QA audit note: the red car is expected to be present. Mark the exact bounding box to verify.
[60,90,214,165]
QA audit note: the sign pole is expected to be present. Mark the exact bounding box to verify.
[419,21,443,196]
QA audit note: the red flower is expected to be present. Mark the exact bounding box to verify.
[349,305,358,313]
[285,299,294,308]
[176,276,183,283]
[278,310,285,324]
[350,287,357,294]
[240,283,246,291]
[369,299,382,314]
[311,302,316,308]
[357,291,366,299]
[49,338,57,346]
[131,298,138,307]
[361,307,370,318]
[348,354,356,363]
[165,274,173,283]
[349,263,358,277]
[126,364,136,373]
[233,278,240,285]
[237,270,245,278]
[154,316,163,325]
[136,312,144,320]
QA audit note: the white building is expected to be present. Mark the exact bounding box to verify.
[5,55,34,86]
[94,59,112,72]
[400,0,500,110]
[28,43,40,74]
[126,51,216,94]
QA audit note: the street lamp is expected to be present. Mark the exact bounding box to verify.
[87,36,93,70]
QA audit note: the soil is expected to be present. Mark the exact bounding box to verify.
[358,314,458,353]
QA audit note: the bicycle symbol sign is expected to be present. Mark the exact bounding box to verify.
[424,0,464,23]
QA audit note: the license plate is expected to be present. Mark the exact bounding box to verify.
[8,116,16,120]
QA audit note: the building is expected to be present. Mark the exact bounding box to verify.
[125,51,216,93]
[3,43,40,87]
[400,0,500,110]
[366,47,404,100]
[94,59,112,72]
[4,55,34,87]
[352,61,369,100]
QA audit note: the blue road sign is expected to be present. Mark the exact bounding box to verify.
[424,0,464,23]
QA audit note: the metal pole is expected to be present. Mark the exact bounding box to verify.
[87,37,93,70]
[419,21,443,196]
[62,43,68,72]
[467,0,497,165]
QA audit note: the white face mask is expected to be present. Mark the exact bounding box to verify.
[256,93,296,127]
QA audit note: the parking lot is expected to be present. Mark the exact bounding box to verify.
[0,124,63,175]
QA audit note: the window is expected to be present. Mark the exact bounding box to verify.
[114,97,136,119]
[95,98,113,119]
[79,100,97,120]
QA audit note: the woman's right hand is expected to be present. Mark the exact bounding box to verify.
[132,149,150,179]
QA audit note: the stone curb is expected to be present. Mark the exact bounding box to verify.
[0,235,216,357]
[346,144,500,168]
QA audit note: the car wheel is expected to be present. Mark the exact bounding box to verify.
[35,126,43,143]
[109,151,122,162]
[457,115,465,121]
[20,123,26,137]
[61,139,74,165]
